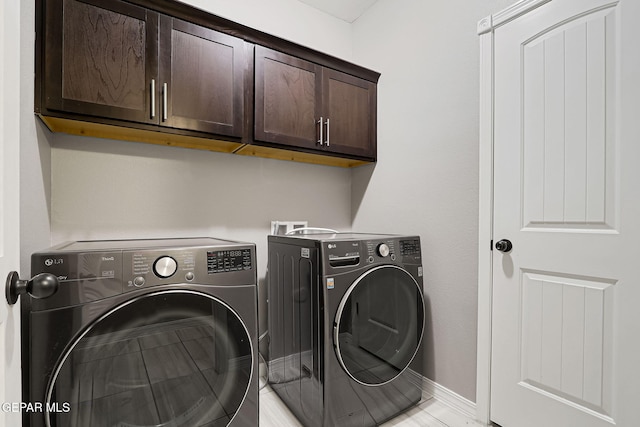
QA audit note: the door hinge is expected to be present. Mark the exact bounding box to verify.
[490,239,493,251]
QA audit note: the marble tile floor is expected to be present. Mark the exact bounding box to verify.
[259,384,484,427]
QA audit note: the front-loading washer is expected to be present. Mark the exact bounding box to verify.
[267,233,425,426]
[22,238,258,427]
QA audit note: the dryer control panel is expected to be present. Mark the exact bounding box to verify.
[30,239,256,310]
[207,249,253,274]
[123,246,254,292]
[30,251,123,310]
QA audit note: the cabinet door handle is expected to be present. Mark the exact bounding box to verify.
[150,79,156,119]
[163,83,168,121]
[325,118,330,147]
[317,117,323,145]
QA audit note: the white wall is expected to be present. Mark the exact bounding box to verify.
[51,136,353,272]
[351,0,516,402]
[178,0,353,59]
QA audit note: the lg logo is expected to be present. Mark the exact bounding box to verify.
[44,258,63,267]
[44,259,53,267]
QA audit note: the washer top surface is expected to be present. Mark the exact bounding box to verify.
[272,232,403,242]
[41,237,251,253]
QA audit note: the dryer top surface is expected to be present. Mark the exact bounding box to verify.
[39,237,253,253]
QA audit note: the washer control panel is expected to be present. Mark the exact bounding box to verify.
[399,238,422,264]
[322,236,422,268]
[377,243,390,257]
[326,241,361,267]
[399,239,421,256]
[365,239,397,263]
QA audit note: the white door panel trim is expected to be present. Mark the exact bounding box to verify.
[477,0,638,425]
[1,0,22,426]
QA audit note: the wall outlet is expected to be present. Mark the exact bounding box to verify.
[271,221,308,235]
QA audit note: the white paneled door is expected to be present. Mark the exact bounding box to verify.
[1,0,22,426]
[491,0,640,426]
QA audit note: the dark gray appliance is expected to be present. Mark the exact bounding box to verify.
[267,233,425,426]
[22,238,258,427]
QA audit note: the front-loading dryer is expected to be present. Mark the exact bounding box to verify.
[22,238,258,427]
[267,233,425,426]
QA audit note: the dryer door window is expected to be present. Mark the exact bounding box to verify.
[334,265,424,386]
[45,290,253,427]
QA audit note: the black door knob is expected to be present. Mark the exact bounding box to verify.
[495,239,513,253]
[5,271,59,305]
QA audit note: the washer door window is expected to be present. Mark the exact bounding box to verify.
[46,290,252,427]
[334,265,424,386]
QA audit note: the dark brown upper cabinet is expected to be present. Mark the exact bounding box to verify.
[43,0,159,124]
[321,69,377,160]
[39,0,245,140]
[159,17,244,137]
[254,46,376,161]
[254,46,321,150]
[36,0,379,166]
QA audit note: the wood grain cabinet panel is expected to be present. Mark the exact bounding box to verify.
[254,46,376,161]
[36,0,379,165]
[322,69,376,160]
[41,0,245,139]
[45,0,158,124]
[254,46,321,149]
[160,17,245,137]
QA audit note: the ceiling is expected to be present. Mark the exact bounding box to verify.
[296,0,379,23]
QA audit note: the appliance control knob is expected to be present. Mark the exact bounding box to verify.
[154,256,177,278]
[377,243,390,257]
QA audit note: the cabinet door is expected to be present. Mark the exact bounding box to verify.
[159,17,245,137]
[254,46,322,149]
[322,69,377,160]
[45,0,158,124]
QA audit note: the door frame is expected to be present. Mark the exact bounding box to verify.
[475,1,555,424]
[1,0,23,425]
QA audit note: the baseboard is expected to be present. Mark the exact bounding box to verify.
[421,376,477,419]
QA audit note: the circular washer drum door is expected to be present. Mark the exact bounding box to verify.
[45,290,253,427]
[334,265,425,386]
